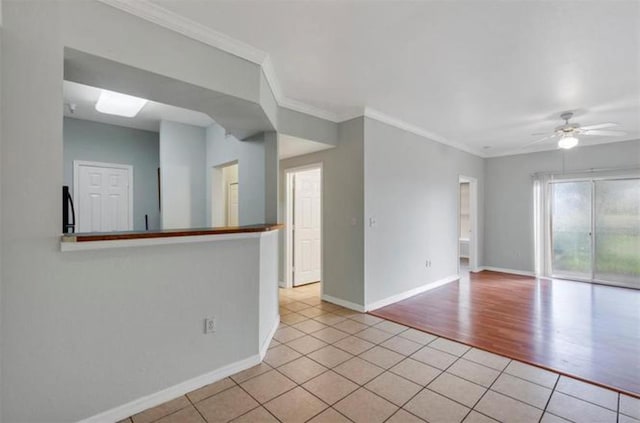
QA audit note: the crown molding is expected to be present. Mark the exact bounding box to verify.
[363,108,485,157]
[279,97,342,122]
[98,0,344,122]
[97,0,483,157]
[99,0,267,64]
[261,56,282,102]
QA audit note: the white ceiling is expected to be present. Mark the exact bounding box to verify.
[63,80,214,132]
[148,0,640,157]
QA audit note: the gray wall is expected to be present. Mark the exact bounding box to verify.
[485,139,640,272]
[159,120,206,229]
[0,25,3,423]
[259,70,278,129]
[62,3,260,104]
[63,117,160,231]
[264,131,279,224]
[259,231,279,350]
[363,118,485,306]
[206,123,278,226]
[0,2,279,421]
[280,118,365,307]
[278,107,339,147]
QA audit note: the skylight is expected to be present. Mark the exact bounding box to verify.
[95,89,148,118]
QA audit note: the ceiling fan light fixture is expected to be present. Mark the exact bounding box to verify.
[95,89,148,118]
[558,135,579,150]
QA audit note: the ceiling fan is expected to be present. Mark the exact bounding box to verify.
[527,112,626,150]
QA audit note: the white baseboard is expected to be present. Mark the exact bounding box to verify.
[321,294,366,313]
[82,315,281,422]
[278,280,286,288]
[479,266,535,277]
[366,274,459,312]
[78,352,261,423]
[260,315,280,360]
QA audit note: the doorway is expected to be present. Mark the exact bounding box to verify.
[285,164,322,288]
[211,162,239,227]
[458,175,478,275]
[73,160,133,232]
[548,177,640,288]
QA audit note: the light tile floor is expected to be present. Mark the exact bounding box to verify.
[122,283,640,423]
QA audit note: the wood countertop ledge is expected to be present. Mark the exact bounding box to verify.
[61,223,284,243]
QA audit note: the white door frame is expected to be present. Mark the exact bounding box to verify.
[284,162,323,289]
[458,175,479,273]
[73,160,134,231]
[210,160,239,227]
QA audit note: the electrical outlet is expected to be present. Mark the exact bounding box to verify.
[425,259,431,268]
[204,317,216,334]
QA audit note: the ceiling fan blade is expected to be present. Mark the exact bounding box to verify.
[580,122,618,131]
[523,133,558,147]
[581,130,627,136]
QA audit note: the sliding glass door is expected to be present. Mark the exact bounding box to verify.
[550,178,640,289]
[594,179,640,286]
[550,181,593,280]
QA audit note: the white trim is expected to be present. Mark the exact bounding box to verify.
[321,294,366,313]
[78,353,261,423]
[99,0,267,65]
[261,57,282,101]
[78,306,280,423]
[73,160,134,233]
[479,266,536,277]
[284,163,324,289]
[259,315,280,360]
[60,232,263,252]
[364,108,484,157]
[279,98,341,123]
[366,274,459,312]
[278,280,286,288]
[284,172,294,289]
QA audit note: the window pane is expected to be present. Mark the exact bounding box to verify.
[594,179,640,286]
[551,181,592,279]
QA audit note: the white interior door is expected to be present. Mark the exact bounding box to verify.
[75,161,132,232]
[227,182,239,226]
[293,168,321,286]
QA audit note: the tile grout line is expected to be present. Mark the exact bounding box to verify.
[544,379,623,416]
[537,367,560,423]
[184,387,214,423]
[267,355,357,422]
[429,344,494,422]
[138,396,196,423]
[379,352,443,423]
[234,367,286,422]
[263,339,360,421]
[388,337,481,422]
[474,366,557,414]
[458,356,511,421]
[455,349,516,423]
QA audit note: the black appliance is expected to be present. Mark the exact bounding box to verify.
[62,185,76,233]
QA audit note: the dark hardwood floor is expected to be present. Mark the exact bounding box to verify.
[370,271,640,397]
